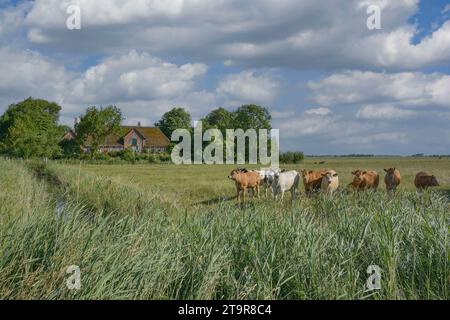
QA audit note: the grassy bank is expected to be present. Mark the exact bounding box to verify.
[0,158,448,299]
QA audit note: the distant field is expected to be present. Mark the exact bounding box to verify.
[63,157,450,206]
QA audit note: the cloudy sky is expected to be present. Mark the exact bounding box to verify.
[1,0,450,155]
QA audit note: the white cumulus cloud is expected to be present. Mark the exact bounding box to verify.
[356,104,417,120]
[14,0,450,70]
[308,71,450,109]
[68,50,208,104]
[217,70,279,105]
[304,107,332,116]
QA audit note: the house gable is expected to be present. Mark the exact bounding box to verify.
[63,130,76,141]
[123,128,146,151]
[122,126,170,148]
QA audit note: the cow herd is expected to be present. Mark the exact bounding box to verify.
[228,167,440,203]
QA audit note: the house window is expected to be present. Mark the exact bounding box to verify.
[132,138,137,146]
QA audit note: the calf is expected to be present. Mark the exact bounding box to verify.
[384,168,401,193]
[272,170,300,201]
[301,169,329,195]
[228,169,261,204]
[414,172,439,190]
[351,170,380,191]
[321,170,339,195]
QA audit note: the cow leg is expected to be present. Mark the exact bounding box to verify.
[243,187,247,203]
[306,187,311,197]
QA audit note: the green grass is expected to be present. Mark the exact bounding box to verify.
[62,157,450,205]
[0,157,448,300]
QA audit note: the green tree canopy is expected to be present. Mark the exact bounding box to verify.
[0,98,64,158]
[155,107,192,138]
[203,107,236,132]
[75,106,123,155]
[234,104,272,130]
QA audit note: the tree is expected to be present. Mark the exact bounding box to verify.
[75,106,123,155]
[203,107,236,133]
[232,105,273,163]
[155,107,192,139]
[59,126,80,158]
[0,98,64,158]
[234,104,272,130]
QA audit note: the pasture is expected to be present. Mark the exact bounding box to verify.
[0,157,448,300]
[63,157,450,206]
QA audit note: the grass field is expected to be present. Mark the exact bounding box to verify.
[63,157,450,206]
[0,157,448,300]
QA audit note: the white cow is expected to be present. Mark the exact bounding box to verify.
[257,168,281,197]
[321,170,339,195]
[272,170,300,201]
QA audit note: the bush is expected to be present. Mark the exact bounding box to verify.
[56,150,172,164]
[280,151,304,164]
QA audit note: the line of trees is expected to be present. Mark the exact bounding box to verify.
[0,98,123,159]
[154,105,272,139]
[0,97,304,163]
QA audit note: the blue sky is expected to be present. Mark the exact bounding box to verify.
[410,0,450,41]
[0,0,449,155]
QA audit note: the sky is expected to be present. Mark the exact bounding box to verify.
[0,0,449,155]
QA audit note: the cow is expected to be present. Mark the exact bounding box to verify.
[351,170,380,191]
[301,169,329,195]
[414,172,439,190]
[257,168,281,197]
[272,170,300,201]
[228,169,261,204]
[384,168,401,193]
[321,170,339,195]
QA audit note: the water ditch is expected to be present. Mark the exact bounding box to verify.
[26,162,94,221]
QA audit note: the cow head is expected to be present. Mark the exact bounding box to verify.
[351,170,368,188]
[384,168,399,192]
[257,170,266,180]
[322,171,338,184]
[351,170,364,177]
[264,169,277,184]
[351,170,364,180]
[301,170,312,182]
[228,169,241,180]
[431,175,440,187]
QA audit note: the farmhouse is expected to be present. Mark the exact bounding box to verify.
[64,122,170,154]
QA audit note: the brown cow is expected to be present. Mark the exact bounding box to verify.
[351,170,379,191]
[384,168,401,193]
[301,169,329,195]
[228,168,261,203]
[414,172,439,190]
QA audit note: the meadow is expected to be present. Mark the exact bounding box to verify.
[63,157,450,207]
[0,157,448,300]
